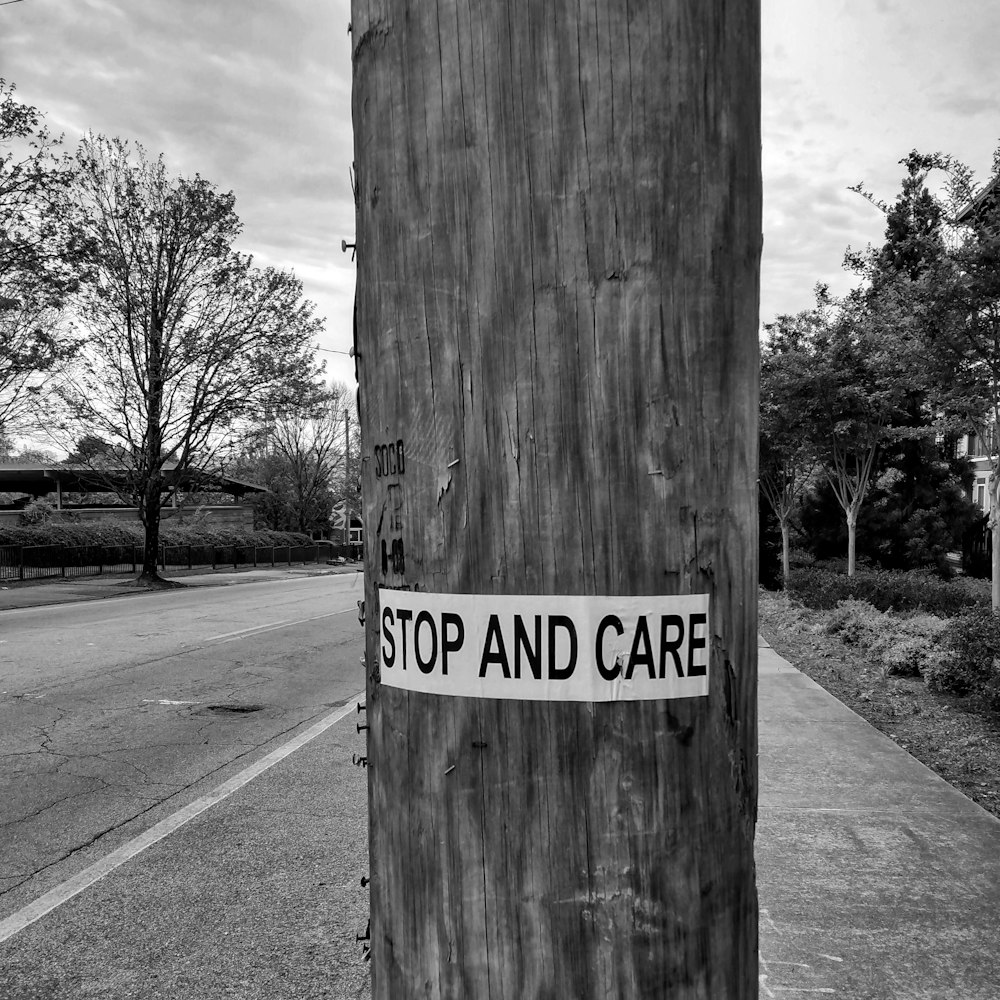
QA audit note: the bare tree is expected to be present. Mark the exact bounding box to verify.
[250,382,352,535]
[56,135,323,582]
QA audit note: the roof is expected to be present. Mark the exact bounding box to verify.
[0,464,267,499]
[956,174,1000,225]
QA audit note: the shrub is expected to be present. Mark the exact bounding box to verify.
[869,613,950,678]
[823,599,949,677]
[0,521,312,550]
[823,599,884,645]
[0,521,142,547]
[931,609,1000,710]
[18,499,60,525]
[788,566,985,616]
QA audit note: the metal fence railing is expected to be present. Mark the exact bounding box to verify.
[0,542,332,582]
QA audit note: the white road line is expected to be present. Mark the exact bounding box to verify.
[0,694,364,944]
[205,608,353,643]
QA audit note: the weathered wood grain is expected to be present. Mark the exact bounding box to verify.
[352,1,761,995]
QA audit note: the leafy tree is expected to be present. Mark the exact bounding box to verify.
[849,150,949,283]
[907,152,1000,605]
[800,435,979,576]
[65,434,115,466]
[791,289,917,577]
[56,135,324,583]
[760,302,822,586]
[0,80,78,434]
[794,152,976,580]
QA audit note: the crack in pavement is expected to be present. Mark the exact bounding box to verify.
[0,702,343,900]
[0,775,111,829]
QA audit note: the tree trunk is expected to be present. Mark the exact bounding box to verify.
[354,2,760,997]
[991,474,1000,612]
[781,518,791,588]
[846,507,858,578]
[140,315,165,583]
[139,476,162,581]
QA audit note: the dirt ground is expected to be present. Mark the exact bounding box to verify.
[759,589,1000,821]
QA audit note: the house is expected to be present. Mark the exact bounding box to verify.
[954,432,995,514]
[331,499,363,547]
[955,172,1000,226]
[0,464,267,528]
[946,174,1000,516]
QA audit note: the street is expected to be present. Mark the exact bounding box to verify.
[0,574,371,999]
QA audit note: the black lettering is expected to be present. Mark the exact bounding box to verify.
[388,443,397,475]
[514,614,542,679]
[414,610,437,674]
[548,615,578,680]
[397,439,405,474]
[441,612,464,676]
[595,615,624,680]
[687,613,708,677]
[626,616,656,680]
[396,608,413,669]
[659,614,686,678]
[479,614,511,677]
[380,539,388,576]
[390,538,405,574]
[374,446,383,478]
[381,606,396,668]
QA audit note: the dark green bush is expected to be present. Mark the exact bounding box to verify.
[0,521,311,549]
[787,566,986,616]
[0,521,142,547]
[931,608,1000,711]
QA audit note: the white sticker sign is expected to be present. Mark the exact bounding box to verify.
[378,589,710,702]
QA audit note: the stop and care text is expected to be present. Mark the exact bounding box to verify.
[378,589,710,702]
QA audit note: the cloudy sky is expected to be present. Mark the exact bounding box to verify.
[3,0,999,389]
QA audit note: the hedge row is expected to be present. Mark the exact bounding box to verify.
[786,566,988,616]
[0,521,313,549]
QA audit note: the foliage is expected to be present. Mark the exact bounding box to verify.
[763,282,920,578]
[0,80,78,433]
[759,302,822,584]
[65,434,120,465]
[0,519,310,549]
[787,566,985,616]
[822,599,949,677]
[799,441,980,576]
[930,609,1000,710]
[0,520,142,547]
[53,135,324,578]
[853,148,1000,606]
[758,490,782,590]
[16,497,79,525]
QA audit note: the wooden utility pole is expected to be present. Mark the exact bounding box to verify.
[344,407,352,549]
[352,1,760,996]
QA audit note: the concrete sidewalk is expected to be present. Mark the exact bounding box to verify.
[0,562,363,612]
[757,637,1000,998]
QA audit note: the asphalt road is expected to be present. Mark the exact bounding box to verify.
[0,573,371,999]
